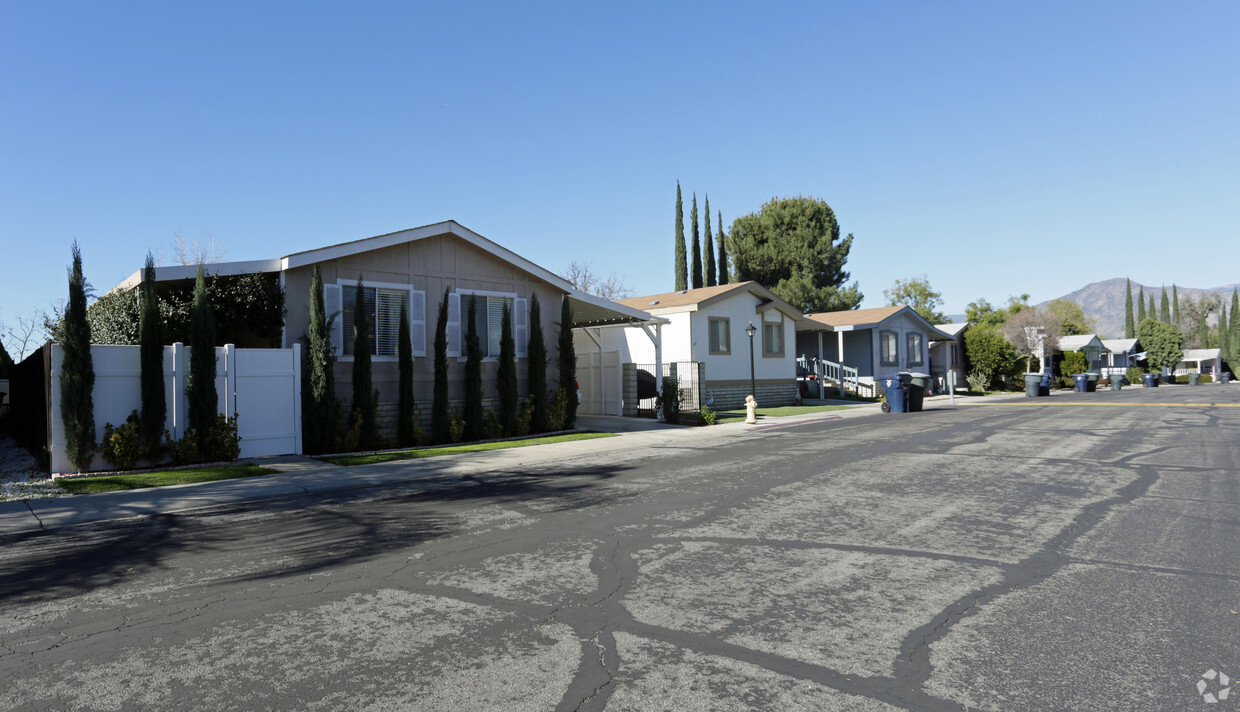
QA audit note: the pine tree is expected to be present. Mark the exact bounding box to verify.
[690,193,702,289]
[1138,287,1146,323]
[528,293,548,433]
[1159,288,1170,323]
[303,265,337,454]
[138,253,165,452]
[717,212,728,285]
[1172,284,1180,327]
[1124,279,1135,339]
[463,297,484,441]
[674,182,687,291]
[350,279,376,450]
[432,289,451,444]
[498,302,518,436]
[558,296,577,429]
[397,297,415,447]
[704,196,716,287]
[187,264,217,461]
[60,240,95,472]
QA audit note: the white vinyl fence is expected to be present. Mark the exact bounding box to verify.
[48,342,302,474]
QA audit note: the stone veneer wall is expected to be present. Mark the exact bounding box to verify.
[705,380,798,410]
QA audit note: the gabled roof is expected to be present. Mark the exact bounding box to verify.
[1181,348,1222,361]
[1058,334,1106,352]
[799,305,954,339]
[617,282,803,321]
[934,322,969,338]
[1101,338,1139,353]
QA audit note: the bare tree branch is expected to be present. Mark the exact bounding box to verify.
[159,232,227,266]
[561,260,633,301]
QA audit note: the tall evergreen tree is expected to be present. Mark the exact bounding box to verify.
[1196,310,1209,348]
[674,182,687,291]
[716,212,728,285]
[463,297,484,441]
[1148,294,1156,322]
[397,297,415,447]
[432,289,451,444]
[60,240,95,472]
[1137,287,1146,323]
[704,196,716,287]
[558,296,577,430]
[1124,279,1135,339]
[528,293,548,433]
[138,252,165,451]
[497,302,518,436]
[1159,288,1170,323]
[1230,289,1240,369]
[1220,303,1230,365]
[690,193,702,289]
[187,264,217,461]
[303,265,337,454]
[350,279,376,450]
[1172,284,1180,327]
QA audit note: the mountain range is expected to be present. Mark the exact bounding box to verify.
[1036,278,1240,339]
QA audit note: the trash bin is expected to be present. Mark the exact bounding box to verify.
[1039,372,1051,396]
[1024,373,1041,397]
[1110,377,1122,391]
[1086,373,1099,392]
[1073,374,1089,392]
[880,376,906,413]
[1189,373,1200,385]
[1223,372,1233,384]
[906,372,931,412]
[1142,372,1158,388]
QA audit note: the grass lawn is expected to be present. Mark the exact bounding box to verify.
[714,404,856,423]
[56,465,279,495]
[318,431,617,467]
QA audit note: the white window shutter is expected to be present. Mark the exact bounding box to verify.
[514,298,528,358]
[324,283,343,357]
[447,292,462,357]
[375,289,403,356]
[410,290,427,358]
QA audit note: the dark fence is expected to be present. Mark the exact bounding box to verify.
[2,344,50,470]
[633,361,703,417]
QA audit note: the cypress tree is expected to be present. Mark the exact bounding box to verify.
[187,264,217,461]
[1137,287,1146,323]
[138,252,165,452]
[1159,288,1170,323]
[350,279,376,450]
[304,265,336,454]
[558,295,577,429]
[690,193,702,289]
[1149,295,1156,322]
[1230,289,1240,370]
[1197,311,1209,348]
[1124,279,1135,339]
[432,289,451,444]
[60,240,95,472]
[1172,284,1180,327]
[397,297,415,447]
[528,293,548,433]
[717,213,728,285]
[1220,303,1230,365]
[704,196,716,288]
[674,182,687,291]
[463,297,484,441]
[498,302,518,436]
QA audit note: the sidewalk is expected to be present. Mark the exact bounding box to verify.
[0,405,881,536]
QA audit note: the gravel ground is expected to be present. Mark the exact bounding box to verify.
[0,435,62,501]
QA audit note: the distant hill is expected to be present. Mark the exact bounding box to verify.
[1037,278,1240,339]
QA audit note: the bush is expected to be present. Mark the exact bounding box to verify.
[484,410,503,440]
[1054,375,1075,389]
[1199,374,1213,383]
[700,406,717,426]
[966,371,989,392]
[449,411,465,443]
[102,410,144,470]
[1061,351,1087,376]
[516,395,534,436]
[546,389,568,432]
[165,413,241,465]
[657,376,681,423]
[1126,367,1144,384]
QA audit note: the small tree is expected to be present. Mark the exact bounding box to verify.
[1138,318,1183,374]
[432,289,451,444]
[704,196,716,288]
[497,302,518,436]
[528,293,548,433]
[1002,307,1062,374]
[558,296,577,429]
[187,264,218,461]
[397,297,415,447]
[1045,299,1094,336]
[884,276,947,324]
[463,297,484,441]
[303,265,337,455]
[61,241,96,472]
[350,279,376,451]
[716,213,728,286]
[674,182,687,291]
[963,325,1020,389]
[138,253,165,452]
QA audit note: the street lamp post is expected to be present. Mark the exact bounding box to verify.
[746,322,757,400]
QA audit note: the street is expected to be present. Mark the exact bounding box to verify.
[2,387,1239,711]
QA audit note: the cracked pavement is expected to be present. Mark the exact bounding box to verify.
[1,387,1239,710]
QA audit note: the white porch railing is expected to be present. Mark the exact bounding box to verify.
[798,356,859,396]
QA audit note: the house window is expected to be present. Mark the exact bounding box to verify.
[708,317,731,355]
[460,293,516,357]
[342,286,409,357]
[907,333,924,366]
[762,321,784,357]
[880,331,898,366]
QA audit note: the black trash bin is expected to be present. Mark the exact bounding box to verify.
[1086,373,1099,392]
[1142,372,1158,388]
[906,372,930,412]
[880,376,906,413]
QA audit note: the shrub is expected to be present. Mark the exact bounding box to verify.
[1061,351,1087,375]
[165,413,241,465]
[484,410,503,440]
[547,388,568,432]
[516,395,534,436]
[1199,374,1214,383]
[700,406,717,426]
[102,410,144,471]
[1126,367,1144,384]
[966,371,989,392]
[449,411,465,443]
[1055,375,1075,389]
[338,413,363,453]
[657,377,681,423]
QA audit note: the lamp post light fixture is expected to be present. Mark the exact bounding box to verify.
[745,321,757,399]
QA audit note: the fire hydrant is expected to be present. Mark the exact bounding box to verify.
[745,395,758,424]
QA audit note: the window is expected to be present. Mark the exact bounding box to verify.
[880,331,898,366]
[708,317,731,354]
[907,332,923,366]
[460,293,515,357]
[762,321,784,357]
[334,283,425,358]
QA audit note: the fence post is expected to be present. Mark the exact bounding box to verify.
[171,342,186,441]
[292,342,304,454]
[223,344,237,417]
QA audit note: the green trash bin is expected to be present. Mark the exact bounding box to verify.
[1110,377,1122,391]
[906,372,931,412]
[1024,373,1041,397]
[1189,373,1200,385]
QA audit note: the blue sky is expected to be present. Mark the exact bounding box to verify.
[2,1,1237,356]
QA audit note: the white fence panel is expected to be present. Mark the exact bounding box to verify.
[578,350,622,416]
[230,347,302,457]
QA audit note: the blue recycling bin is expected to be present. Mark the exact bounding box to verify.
[1142,372,1158,388]
[881,377,907,413]
[1073,374,1089,392]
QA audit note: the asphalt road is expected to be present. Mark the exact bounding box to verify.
[2,385,1238,711]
